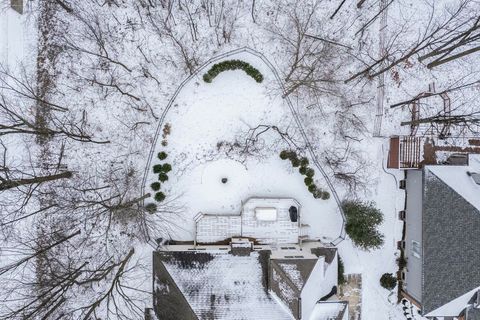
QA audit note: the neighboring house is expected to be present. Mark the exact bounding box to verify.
[399,154,480,319]
[148,238,347,320]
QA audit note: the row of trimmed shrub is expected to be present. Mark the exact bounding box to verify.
[203,60,264,83]
[150,151,170,203]
[280,150,330,200]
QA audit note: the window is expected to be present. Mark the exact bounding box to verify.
[412,241,421,258]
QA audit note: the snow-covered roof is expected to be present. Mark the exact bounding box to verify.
[426,154,480,211]
[154,250,293,320]
[419,161,480,315]
[152,245,339,320]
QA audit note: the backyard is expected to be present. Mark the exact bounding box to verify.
[144,51,343,243]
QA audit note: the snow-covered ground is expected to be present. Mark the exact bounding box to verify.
[146,52,342,243]
[1,0,479,319]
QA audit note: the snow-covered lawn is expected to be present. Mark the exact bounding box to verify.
[145,52,342,242]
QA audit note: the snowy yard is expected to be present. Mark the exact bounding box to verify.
[145,51,342,243]
[2,0,479,319]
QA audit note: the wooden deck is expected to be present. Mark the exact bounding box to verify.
[387,136,422,169]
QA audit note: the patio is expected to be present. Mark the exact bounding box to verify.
[194,197,303,245]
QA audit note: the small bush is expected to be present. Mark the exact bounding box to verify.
[343,200,385,250]
[299,166,308,175]
[280,150,291,160]
[203,59,264,83]
[338,255,346,285]
[145,203,157,214]
[321,191,330,200]
[291,157,300,167]
[161,163,172,173]
[305,168,315,177]
[154,192,166,202]
[380,273,397,290]
[153,164,162,174]
[151,182,161,191]
[158,172,169,182]
[300,157,309,167]
[313,189,323,199]
[304,177,313,186]
[308,184,317,193]
[158,152,167,160]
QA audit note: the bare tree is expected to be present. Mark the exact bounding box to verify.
[268,0,345,99]
[347,0,480,82]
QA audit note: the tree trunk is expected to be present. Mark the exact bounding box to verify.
[0,171,73,191]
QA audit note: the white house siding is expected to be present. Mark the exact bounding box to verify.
[301,253,338,320]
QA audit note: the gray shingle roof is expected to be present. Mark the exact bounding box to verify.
[422,168,480,314]
[153,250,293,320]
[269,259,318,319]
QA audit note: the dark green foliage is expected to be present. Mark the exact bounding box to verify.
[312,189,323,199]
[300,157,309,167]
[145,203,158,214]
[158,151,168,160]
[380,273,397,290]
[342,200,385,250]
[161,163,172,173]
[150,182,161,191]
[321,191,330,200]
[158,172,169,182]
[304,177,313,186]
[338,255,346,285]
[290,157,300,167]
[280,150,291,160]
[203,60,264,83]
[305,168,315,177]
[308,184,317,193]
[299,166,307,175]
[153,164,162,174]
[154,192,166,202]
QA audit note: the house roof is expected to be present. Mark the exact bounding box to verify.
[154,250,294,320]
[269,258,319,318]
[272,259,317,291]
[421,166,480,315]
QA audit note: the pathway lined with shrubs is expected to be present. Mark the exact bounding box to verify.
[279,150,330,200]
[150,151,170,203]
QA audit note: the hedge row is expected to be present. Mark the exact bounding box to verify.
[151,151,171,203]
[280,150,330,200]
[203,60,264,83]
